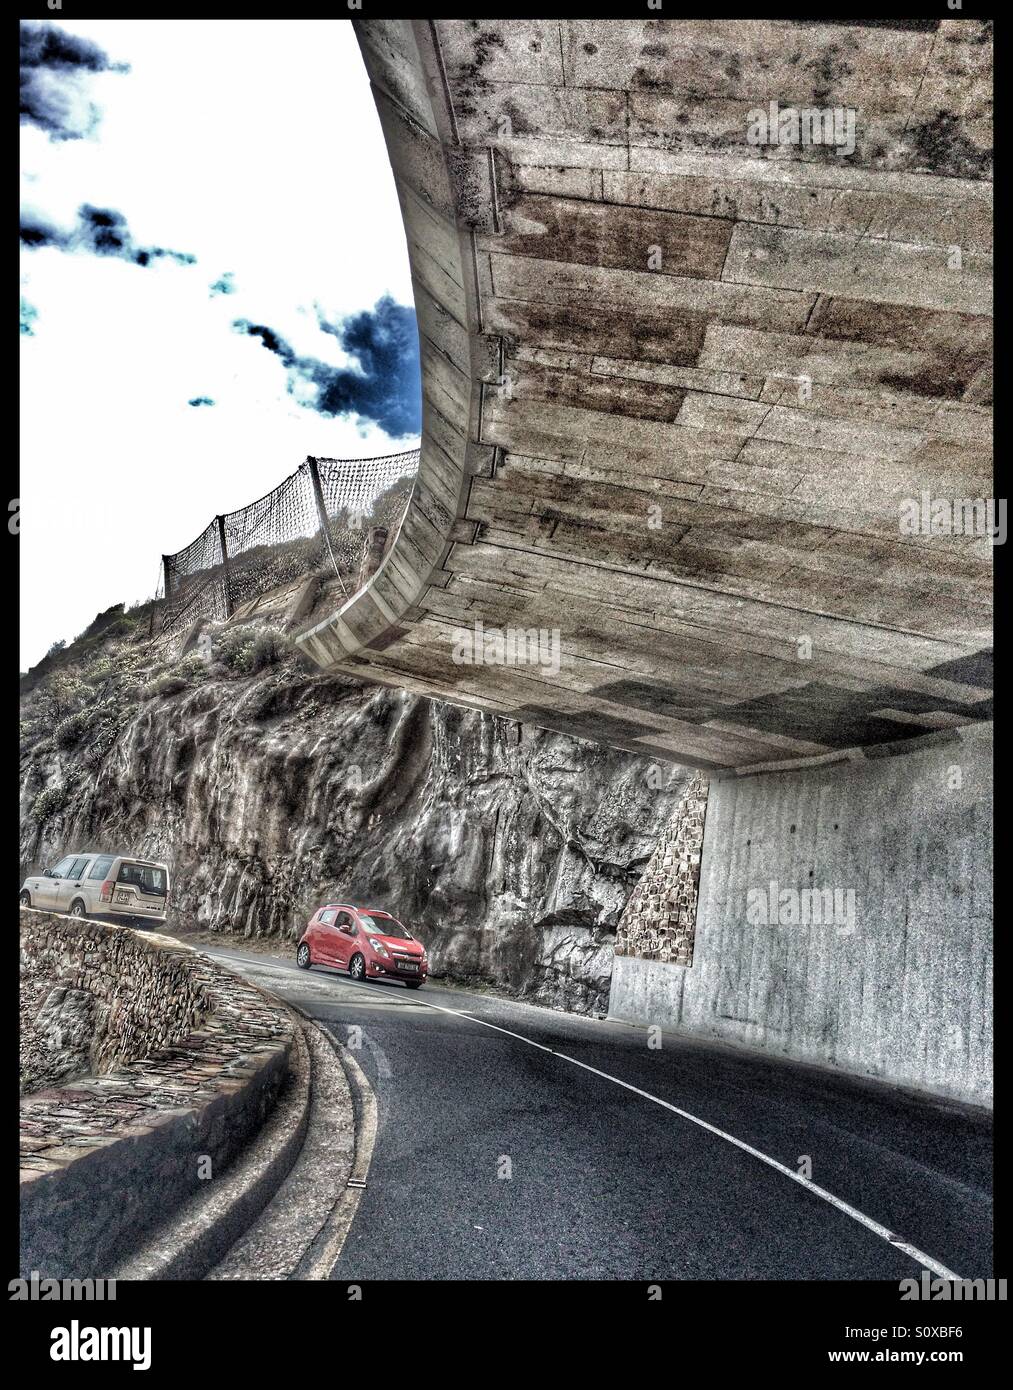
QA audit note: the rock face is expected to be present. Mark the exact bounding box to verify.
[20,978,96,1096]
[20,651,687,1015]
[615,772,709,968]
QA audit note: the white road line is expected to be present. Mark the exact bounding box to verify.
[359,982,963,1284]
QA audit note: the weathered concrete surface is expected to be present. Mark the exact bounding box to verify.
[609,722,993,1105]
[297,18,993,772]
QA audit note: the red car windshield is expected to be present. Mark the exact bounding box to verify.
[362,913,413,940]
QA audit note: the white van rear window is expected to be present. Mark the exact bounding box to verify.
[117,863,167,896]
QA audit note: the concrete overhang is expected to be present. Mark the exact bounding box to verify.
[296,18,993,771]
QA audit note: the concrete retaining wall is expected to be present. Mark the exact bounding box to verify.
[609,724,993,1106]
[20,913,296,1277]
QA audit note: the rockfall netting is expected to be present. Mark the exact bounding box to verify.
[157,451,418,637]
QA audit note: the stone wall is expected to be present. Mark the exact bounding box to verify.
[615,773,709,967]
[20,911,296,1277]
[21,913,212,1092]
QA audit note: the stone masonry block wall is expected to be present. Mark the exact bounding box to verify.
[20,911,295,1277]
[21,914,212,1091]
[615,773,710,967]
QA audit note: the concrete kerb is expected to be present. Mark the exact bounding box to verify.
[206,1001,378,1281]
[109,981,377,1280]
[20,910,377,1280]
[109,1017,312,1281]
[292,1012,378,1281]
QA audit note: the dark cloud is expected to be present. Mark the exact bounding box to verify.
[20,204,196,268]
[233,295,421,438]
[209,273,236,297]
[20,297,38,336]
[20,20,129,142]
[188,396,215,408]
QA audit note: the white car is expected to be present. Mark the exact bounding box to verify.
[20,852,170,926]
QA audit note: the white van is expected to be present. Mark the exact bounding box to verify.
[20,852,170,926]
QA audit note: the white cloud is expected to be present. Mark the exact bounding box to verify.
[20,18,415,669]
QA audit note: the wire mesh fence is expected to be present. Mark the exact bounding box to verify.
[157,450,419,638]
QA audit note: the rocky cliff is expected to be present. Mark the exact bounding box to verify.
[20,611,685,1015]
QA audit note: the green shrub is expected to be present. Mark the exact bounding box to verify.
[214,625,287,676]
[175,652,211,684]
[85,656,115,686]
[141,673,189,700]
[40,671,87,720]
[31,784,66,822]
[53,708,95,749]
[138,650,214,700]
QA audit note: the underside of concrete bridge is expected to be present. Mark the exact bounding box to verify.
[296,17,993,772]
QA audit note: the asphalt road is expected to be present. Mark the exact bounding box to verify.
[207,946,992,1282]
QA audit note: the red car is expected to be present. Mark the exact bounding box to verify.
[296,903,428,988]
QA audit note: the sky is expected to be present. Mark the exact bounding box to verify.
[19,18,419,671]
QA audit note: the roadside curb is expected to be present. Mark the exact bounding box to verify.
[295,1026,378,1280]
[109,1013,311,1281]
[207,1005,378,1280]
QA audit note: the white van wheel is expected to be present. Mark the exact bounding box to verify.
[19,891,31,908]
[70,899,86,918]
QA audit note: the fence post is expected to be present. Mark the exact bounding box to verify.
[305,457,345,592]
[217,515,233,617]
[358,526,388,590]
[162,555,173,600]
